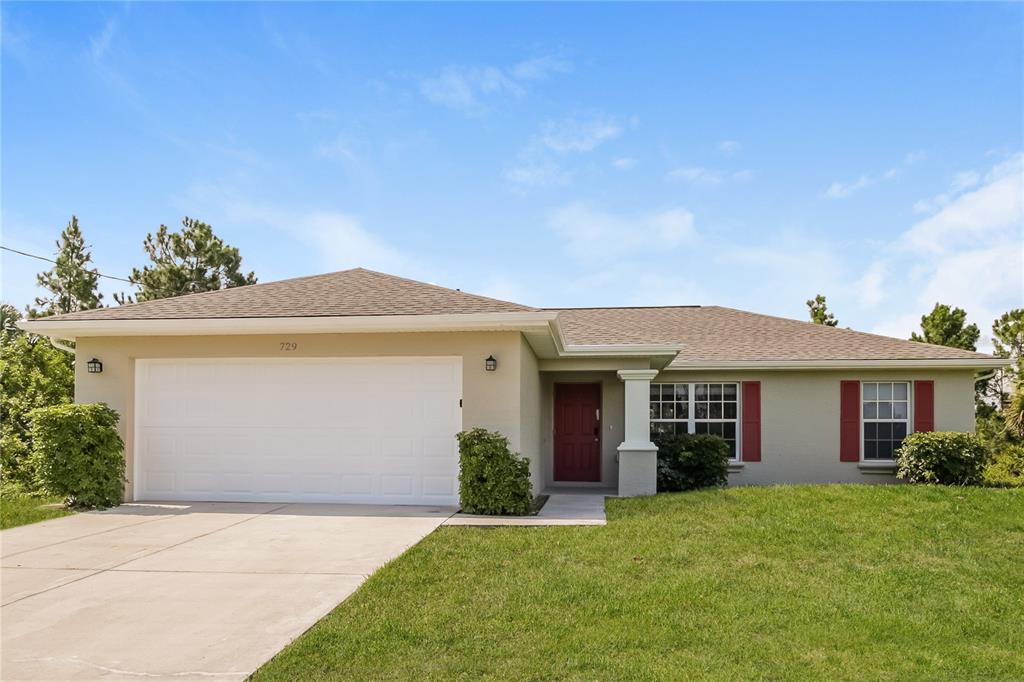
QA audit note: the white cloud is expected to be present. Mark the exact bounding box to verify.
[718,140,742,156]
[179,183,404,272]
[549,203,695,264]
[824,151,925,199]
[539,116,621,153]
[668,167,723,186]
[857,261,887,307]
[420,55,571,114]
[503,162,571,189]
[506,114,624,189]
[900,154,1022,253]
[865,153,1023,350]
[612,157,637,170]
[508,55,572,81]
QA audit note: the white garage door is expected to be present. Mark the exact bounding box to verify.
[133,357,462,505]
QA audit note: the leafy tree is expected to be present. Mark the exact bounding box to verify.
[910,303,980,351]
[979,309,1024,408]
[30,216,103,318]
[0,306,74,490]
[806,294,838,326]
[115,217,256,304]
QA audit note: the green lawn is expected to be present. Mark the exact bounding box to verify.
[254,485,1024,681]
[0,491,72,530]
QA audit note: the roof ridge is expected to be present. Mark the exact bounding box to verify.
[546,305,702,311]
[352,267,537,311]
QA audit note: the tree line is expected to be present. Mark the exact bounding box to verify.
[2,216,256,489]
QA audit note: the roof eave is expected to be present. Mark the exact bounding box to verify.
[17,311,560,338]
[665,358,1009,371]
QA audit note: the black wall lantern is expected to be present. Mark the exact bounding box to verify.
[86,358,103,374]
[485,355,497,372]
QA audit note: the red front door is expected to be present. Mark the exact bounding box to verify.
[554,383,602,482]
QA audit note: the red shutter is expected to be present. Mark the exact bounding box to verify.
[741,381,761,462]
[840,381,861,462]
[914,380,935,433]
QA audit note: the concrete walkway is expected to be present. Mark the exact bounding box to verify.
[443,490,609,526]
[1,501,454,681]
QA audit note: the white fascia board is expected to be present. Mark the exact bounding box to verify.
[665,358,1010,371]
[17,311,560,338]
[545,316,682,359]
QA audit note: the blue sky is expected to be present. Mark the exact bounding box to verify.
[2,2,1022,347]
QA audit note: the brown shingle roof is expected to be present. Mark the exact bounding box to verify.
[34,268,997,363]
[553,306,996,365]
[37,268,537,321]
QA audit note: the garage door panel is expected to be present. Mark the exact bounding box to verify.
[135,357,462,504]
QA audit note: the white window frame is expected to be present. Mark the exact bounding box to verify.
[860,381,912,463]
[650,382,741,462]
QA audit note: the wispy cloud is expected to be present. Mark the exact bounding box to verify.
[549,202,696,264]
[539,115,621,153]
[824,151,926,199]
[504,162,571,189]
[666,166,751,187]
[506,114,623,190]
[612,157,637,170]
[718,140,742,156]
[420,55,571,115]
[315,135,356,161]
[89,18,117,61]
[179,183,405,272]
[865,152,1023,348]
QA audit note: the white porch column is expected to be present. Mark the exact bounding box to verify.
[617,369,659,497]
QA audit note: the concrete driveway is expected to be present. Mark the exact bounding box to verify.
[1,501,454,680]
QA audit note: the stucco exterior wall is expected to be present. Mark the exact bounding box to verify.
[656,368,978,485]
[539,371,624,490]
[518,337,544,493]
[74,331,525,501]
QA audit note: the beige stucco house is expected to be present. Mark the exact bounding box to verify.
[20,268,1005,504]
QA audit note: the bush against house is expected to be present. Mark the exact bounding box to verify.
[654,433,730,492]
[0,316,74,490]
[457,428,533,515]
[30,403,125,508]
[895,432,989,486]
[984,444,1024,488]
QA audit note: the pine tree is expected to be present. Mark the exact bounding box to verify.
[910,303,980,351]
[116,217,256,304]
[806,294,838,326]
[30,216,103,318]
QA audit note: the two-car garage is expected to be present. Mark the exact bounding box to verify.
[132,357,463,505]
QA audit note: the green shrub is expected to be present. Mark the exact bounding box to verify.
[29,403,125,508]
[984,444,1024,488]
[895,431,988,486]
[653,433,730,492]
[1,332,74,491]
[457,428,533,515]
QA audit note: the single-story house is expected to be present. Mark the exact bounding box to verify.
[21,268,1005,504]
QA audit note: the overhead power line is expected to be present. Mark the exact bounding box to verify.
[0,245,133,283]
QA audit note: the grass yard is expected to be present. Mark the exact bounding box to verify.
[255,485,1024,681]
[0,491,72,530]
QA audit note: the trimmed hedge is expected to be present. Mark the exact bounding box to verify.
[653,433,730,492]
[29,403,125,508]
[457,428,533,515]
[895,431,988,486]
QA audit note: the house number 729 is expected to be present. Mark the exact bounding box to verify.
[279,342,298,351]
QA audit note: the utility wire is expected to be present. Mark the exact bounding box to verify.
[0,245,134,283]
